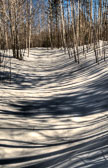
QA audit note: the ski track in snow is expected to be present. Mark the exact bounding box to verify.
[0,47,108,168]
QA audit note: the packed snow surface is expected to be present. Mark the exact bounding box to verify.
[0,47,108,168]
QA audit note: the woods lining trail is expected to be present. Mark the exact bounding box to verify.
[0,48,108,168]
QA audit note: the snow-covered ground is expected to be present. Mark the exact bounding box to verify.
[0,47,108,168]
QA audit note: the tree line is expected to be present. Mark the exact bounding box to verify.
[0,0,108,62]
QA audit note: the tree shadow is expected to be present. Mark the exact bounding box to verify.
[0,66,108,167]
[0,128,108,168]
[3,66,107,118]
[0,47,108,167]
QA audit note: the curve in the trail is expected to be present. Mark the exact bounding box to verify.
[0,47,108,168]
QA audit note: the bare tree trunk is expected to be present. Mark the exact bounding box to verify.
[28,0,32,57]
[60,0,66,52]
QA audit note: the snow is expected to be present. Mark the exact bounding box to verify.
[0,46,108,168]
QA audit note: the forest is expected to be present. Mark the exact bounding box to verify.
[0,0,108,168]
[0,0,108,60]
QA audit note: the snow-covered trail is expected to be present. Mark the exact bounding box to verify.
[0,48,108,168]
